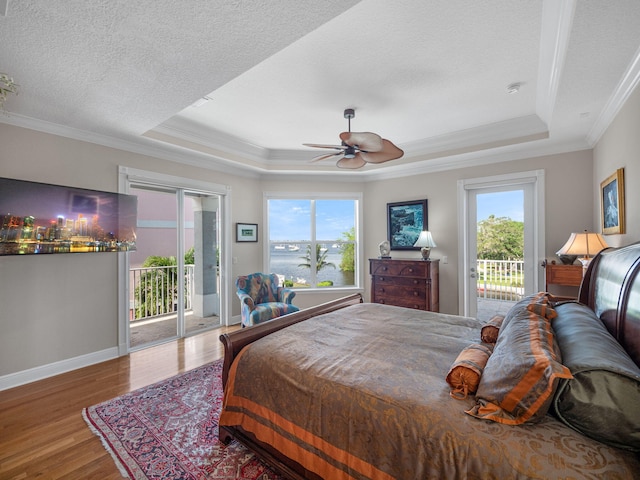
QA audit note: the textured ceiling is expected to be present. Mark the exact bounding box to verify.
[2,0,640,178]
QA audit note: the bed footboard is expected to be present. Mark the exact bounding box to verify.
[219,293,363,389]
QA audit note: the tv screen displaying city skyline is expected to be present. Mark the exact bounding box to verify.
[0,177,137,255]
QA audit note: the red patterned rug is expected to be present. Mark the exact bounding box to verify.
[83,359,282,479]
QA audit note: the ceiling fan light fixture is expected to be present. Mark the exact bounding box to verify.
[506,82,521,94]
[343,145,356,158]
[304,108,403,169]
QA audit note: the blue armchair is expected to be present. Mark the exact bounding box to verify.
[235,273,299,327]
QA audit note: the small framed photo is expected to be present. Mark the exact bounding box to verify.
[600,168,625,235]
[387,199,428,250]
[236,222,258,242]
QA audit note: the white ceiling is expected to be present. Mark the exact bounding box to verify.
[2,0,640,179]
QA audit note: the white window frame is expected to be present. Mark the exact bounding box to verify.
[263,192,364,295]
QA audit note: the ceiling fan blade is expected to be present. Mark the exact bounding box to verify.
[336,153,367,169]
[303,143,345,149]
[339,132,383,152]
[359,139,404,164]
[309,152,342,163]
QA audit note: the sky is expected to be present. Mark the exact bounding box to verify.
[477,190,523,222]
[268,199,355,241]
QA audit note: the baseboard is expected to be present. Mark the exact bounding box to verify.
[228,315,242,326]
[0,347,119,391]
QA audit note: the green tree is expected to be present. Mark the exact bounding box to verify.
[134,249,194,319]
[338,227,355,272]
[298,244,336,273]
[477,215,524,260]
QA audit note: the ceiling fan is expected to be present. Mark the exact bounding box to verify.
[303,108,404,169]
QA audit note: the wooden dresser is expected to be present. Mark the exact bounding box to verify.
[369,258,439,312]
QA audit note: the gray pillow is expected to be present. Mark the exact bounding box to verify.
[552,302,640,451]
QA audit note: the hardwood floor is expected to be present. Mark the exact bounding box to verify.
[0,325,240,480]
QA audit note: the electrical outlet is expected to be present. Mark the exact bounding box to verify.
[442,255,448,264]
[232,256,238,264]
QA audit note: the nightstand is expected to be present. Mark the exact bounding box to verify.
[544,262,583,298]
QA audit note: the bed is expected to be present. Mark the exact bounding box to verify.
[219,243,640,479]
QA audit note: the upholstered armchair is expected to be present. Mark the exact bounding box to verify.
[235,272,299,327]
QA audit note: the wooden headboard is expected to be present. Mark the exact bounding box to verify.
[579,242,640,368]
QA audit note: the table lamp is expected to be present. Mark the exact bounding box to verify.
[556,230,609,267]
[414,230,436,260]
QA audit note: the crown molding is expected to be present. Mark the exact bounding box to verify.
[0,113,262,179]
[536,0,576,124]
[1,111,590,183]
[357,137,590,182]
[587,42,640,146]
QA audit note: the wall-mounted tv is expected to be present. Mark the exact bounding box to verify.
[0,177,137,256]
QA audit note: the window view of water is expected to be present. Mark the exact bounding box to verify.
[270,244,355,287]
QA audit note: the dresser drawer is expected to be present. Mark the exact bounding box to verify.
[373,284,426,299]
[372,295,426,310]
[370,260,426,278]
[373,275,424,287]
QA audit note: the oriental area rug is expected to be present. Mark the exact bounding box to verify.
[83,359,282,479]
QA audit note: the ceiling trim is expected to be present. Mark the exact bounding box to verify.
[536,0,576,125]
[0,113,262,179]
[2,110,593,183]
[587,42,640,146]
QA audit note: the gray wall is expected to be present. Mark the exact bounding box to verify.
[1,80,638,381]
[594,82,640,246]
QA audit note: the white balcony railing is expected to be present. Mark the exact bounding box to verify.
[476,259,524,302]
[128,260,521,322]
[129,265,194,321]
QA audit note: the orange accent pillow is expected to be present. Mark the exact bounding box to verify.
[526,291,558,319]
[446,343,493,400]
[480,315,504,343]
[466,296,572,425]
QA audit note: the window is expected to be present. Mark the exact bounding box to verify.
[266,194,361,289]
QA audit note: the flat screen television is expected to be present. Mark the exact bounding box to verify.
[0,177,137,256]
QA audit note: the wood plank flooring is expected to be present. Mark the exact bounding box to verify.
[0,325,240,480]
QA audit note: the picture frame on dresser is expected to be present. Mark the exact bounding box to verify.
[600,168,625,235]
[387,199,427,250]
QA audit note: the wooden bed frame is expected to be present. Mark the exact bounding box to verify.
[219,242,640,479]
[219,293,363,480]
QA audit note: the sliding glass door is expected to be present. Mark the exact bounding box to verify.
[120,169,226,352]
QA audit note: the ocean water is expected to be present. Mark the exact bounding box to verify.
[269,246,355,287]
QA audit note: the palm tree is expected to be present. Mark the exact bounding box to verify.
[298,244,336,273]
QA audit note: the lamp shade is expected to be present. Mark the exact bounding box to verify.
[414,230,436,260]
[556,231,608,260]
[414,230,437,248]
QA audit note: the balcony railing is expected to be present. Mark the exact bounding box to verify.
[129,265,194,321]
[476,259,524,302]
[129,260,522,322]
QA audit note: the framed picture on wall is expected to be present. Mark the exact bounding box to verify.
[600,168,625,235]
[387,199,428,250]
[236,222,258,242]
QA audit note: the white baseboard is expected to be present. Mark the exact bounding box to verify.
[0,347,119,391]
[228,315,242,326]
